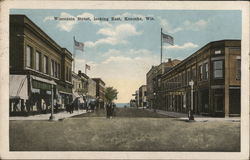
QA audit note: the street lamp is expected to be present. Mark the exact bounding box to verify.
[153,92,156,112]
[188,80,194,121]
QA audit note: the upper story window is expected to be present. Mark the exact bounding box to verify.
[51,59,61,78]
[191,67,196,81]
[26,45,32,68]
[215,50,221,55]
[204,63,208,80]
[213,60,223,79]
[236,59,241,80]
[51,60,55,77]
[43,55,48,74]
[199,65,203,81]
[36,51,41,71]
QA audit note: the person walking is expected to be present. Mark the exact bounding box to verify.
[106,102,111,118]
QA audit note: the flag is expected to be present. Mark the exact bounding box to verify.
[74,37,84,51]
[162,32,174,45]
[85,64,90,70]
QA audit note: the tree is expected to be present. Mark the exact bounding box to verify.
[104,87,118,103]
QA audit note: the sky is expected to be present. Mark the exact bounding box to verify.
[10,9,241,103]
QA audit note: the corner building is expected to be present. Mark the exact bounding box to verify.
[9,15,73,115]
[159,40,241,117]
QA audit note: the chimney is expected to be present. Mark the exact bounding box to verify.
[168,58,171,63]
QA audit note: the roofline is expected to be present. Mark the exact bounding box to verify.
[163,39,241,76]
[10,14,73,57]
[92,78,106,85]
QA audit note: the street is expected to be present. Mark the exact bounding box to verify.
[9,108,240,151]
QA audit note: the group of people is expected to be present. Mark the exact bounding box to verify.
[106,102,116,118]
[66,98,100,114]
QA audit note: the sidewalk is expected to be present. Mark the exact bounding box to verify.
[9,110,87,121]
[147,109,240,122]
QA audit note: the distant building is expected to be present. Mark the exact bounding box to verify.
[9,15,73,115]
[139,85,147,108]
[146,59,181,109]
[72,72,82,99]
[135,90,139,108]
[87,78,97,99]
[92,78,105,108]
[157,40,241,117]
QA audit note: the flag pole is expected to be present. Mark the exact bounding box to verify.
[73,36,76,72]
[85,65,87,75]
[161,28,163,64]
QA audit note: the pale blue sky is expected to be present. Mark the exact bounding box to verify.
[10,9,241,102]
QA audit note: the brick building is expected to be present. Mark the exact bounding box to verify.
[9,15,73,115]
[146,59,181,109]
[155,40,241,117]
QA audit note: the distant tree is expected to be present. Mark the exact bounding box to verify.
[104,87,118,103]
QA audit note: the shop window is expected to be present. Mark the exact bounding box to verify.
[236,59,241,80]
[213,60,223,79]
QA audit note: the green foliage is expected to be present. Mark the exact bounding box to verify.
[104,87,118,103]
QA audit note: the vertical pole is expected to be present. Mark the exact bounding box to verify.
[73,36,76,73]
[160,28,162,64]
[85,65,87,75]
[189,80,194,121]
[49,84,55,120]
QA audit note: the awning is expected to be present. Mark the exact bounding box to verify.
[9,75,28,100]
[31,75,56,85]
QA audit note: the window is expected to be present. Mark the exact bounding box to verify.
[69,67,72,82]
[213,60,223,78]
[58,63,61,79]
[204,63,208,80]
[36,51,41,71]
[66,66,69,81]
[236,59,241,80]
[26,45,32,68]
[199,65,203,81]
[55,61,58,78]
[215,50,221,55]
[191,67,196,80]
[51,60,54,77]
[43,56,48,74]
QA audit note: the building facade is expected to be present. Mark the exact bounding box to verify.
[9,15,73,115]
[139,85,147,108]
[87,78,97,100]
[157,40,241,117]
[146,59,181,109]
[92,78,106,108]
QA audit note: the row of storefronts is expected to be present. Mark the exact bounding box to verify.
[9,14,106,116]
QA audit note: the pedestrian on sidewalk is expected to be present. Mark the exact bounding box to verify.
[106,102,111,118]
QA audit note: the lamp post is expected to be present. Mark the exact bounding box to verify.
[153,92,156,112]
[188,80,194,121]
[49,84,55,121]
